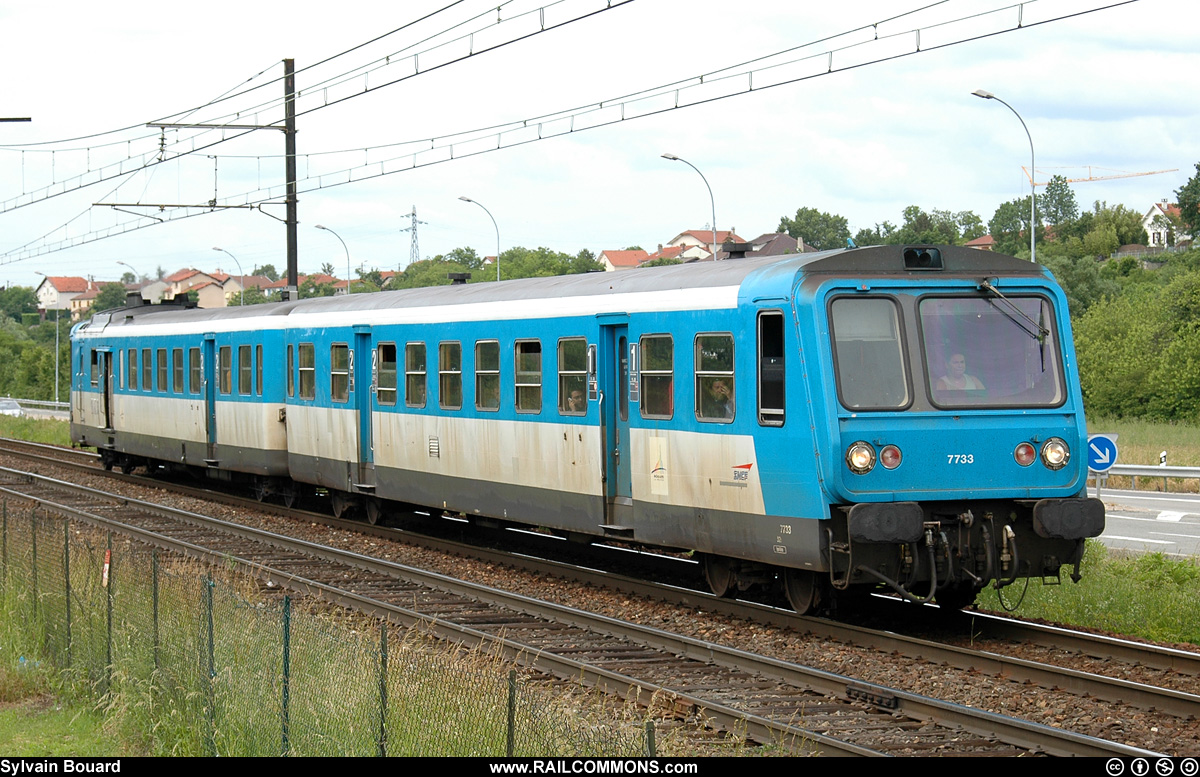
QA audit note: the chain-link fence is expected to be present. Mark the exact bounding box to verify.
[0,501,666,757]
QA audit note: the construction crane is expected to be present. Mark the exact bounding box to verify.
[1023,166,1178,187]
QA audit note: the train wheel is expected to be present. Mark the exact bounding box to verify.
[365,498,383,525]
[935,583,981,612]
[101,452,115,471]
[281,490,297,509]
[330,491,354,519]
[783,569,821,615]
[253,479,269,503]
[702,554,734,598]
[120,457,136,475]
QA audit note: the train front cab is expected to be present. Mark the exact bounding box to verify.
[804,246,1105,610]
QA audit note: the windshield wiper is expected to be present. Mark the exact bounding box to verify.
[978,279,1050,342]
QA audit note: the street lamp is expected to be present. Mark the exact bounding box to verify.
[459,196,501,282]
[973,89,1037,264]
[314,224,353,294]
[211,247,245,305]
[33,271,59,404]
[662,153,718,261]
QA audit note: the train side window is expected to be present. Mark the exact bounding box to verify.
[758,311,785,426]
[695,333,735,423]
[189,349,201,394]
[640,335,673,420]
[218,346,232,394]
[128,349,138,391]
[439,341,462,410]
[331,344,350,403]
[172,349,184,394]
[238,345,252,396]
[287,345,294,398]
[157,348,168,393]
[405,343,427,408]
[298,344,315,400]
[142,348,152,392]
[515,340,542,413]
[558,338,587,416]
[475,340,499,411]
[377,343,397,406]
[255,345,263,396]
[90,350,99,387]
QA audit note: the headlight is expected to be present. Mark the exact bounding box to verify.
[1014,442,1036,467]
[846,441,876,474]
[1041,438,1070,470]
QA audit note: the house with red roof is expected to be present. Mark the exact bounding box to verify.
[665,229,745,261]
[598,249,649,271]
[35,276,91,314]
[1144,201,1192,248]
[965,234,996,251]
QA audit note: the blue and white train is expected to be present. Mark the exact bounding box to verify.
[70,244,1104,613]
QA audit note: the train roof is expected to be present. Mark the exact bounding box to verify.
[76,245,1048,333]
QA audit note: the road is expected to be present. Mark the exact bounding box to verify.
[1090,487,1200,557]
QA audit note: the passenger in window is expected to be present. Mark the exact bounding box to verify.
[702,378,735,419]
[567,389,586,413]
[937,353,985,391]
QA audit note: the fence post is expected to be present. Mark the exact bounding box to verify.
[152,551,160,672]
[104,532,113,696]
[378,620,388,758]
[281,595,291,757]
[64,519,71,669]
[1,501,7,592]
[644,720,656,757]
[31,509,38,625]
[507,669,517,757]
[204,574,216,757]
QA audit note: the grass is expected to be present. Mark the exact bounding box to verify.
[0,415,72,447]
[1087,416,1200,492]
[978,540,1200,646]
[0,645,144,756]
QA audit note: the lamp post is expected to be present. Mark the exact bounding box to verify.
[211,247,245,305]
[972,89,1037,264]
[315,224,352,294]
[33,271,59,404]
[459,196,501,282]
[662,153,718,261]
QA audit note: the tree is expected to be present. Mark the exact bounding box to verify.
[319,262,336,277]
[255,264,280,282]
[777,207,850,251]
[119,271,137,284]
[1176,162,1200,238]
[1041,175,1079,229]
[0,286,38,321]
[89,283,129,314]
[853,222,896,247]
[989,198,1035,257]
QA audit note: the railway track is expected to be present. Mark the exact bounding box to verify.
[11,440,1198,712]
[0,459,1172,757]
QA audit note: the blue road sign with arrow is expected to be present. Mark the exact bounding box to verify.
[1087,434,1119,473]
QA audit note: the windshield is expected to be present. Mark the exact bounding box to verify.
[920,296,1064,408]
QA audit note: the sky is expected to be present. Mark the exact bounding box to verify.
[1,0,1197,290]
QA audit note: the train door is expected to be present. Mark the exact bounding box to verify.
[353,327,374,490]
[97,348,113,431]
[599,321,633,528]
[203,334,217,464]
